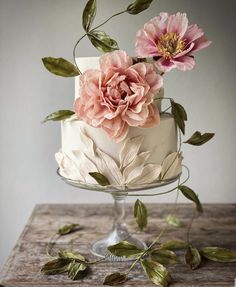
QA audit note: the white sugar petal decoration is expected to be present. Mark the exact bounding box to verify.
[160,152,183,180]
[55,151,83,181]
[130,164,162,185]
[78,126,96,158]
[96,148,123,185]
[70,150,98,184]
[123,151,150,184]
[119,136,143,169]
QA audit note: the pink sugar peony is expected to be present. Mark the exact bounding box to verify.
[135,12,212,72]
[74,50,163,142]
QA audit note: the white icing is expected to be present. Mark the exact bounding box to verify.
[61,113,177,167]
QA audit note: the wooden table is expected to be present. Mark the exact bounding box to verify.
[0,204,235,286]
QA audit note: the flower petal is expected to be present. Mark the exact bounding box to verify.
[167,12,188,38]
[99,50,132,73]
[172,56,196,71]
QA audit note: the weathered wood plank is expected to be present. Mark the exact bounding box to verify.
[0,204,235,286]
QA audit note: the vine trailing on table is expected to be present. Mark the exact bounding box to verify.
[38,0,231,286]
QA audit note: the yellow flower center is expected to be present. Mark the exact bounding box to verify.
[157,32,185,59]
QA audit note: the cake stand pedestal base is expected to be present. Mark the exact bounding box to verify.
[90,193,146,261]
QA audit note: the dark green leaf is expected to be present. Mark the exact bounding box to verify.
[82,0,96,31]
[58,223,80,235]
[141,259,171,287]
[88,30,119,52]
[150,249,178,265]
[171,100,187,135]
[166,214,184,227]
[134,199,148,230]
[67,260,87,280]
[184,131,215,146]
[127,0,153,15]
[43,110,75,123]
[58,251,85,262]
[42,57,80,77]
[160,239,187,250]
[200,247,236,262]
[103,272,127,286]
[108,240,144,259]
[41,258,70,275]
[185,245,201,270]
[179,185,203,213]
[89,172,110,186]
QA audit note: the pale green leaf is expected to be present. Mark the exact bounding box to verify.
[127,0,153,15]
[166,214,183,227]
[150,249,178,265]
[103,272,127,286]
[179,185,203,213]
[108,240,144,259]
[67,261,87,280]
[82,0,96,31]
[171,100,187,135]
[89,172,110,186]
[185,245,201,270]
[160,239,187,250]
[57,223,80,235]
[141,259,171,287]
[184,131,215,146]
[134,199,148,230]
[200,247,236,262]
[42,57,80,77]
[43,110,75,123]
[41,258,70,275]
[88,30,119,52]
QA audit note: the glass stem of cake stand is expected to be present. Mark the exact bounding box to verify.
[112,193,128,235]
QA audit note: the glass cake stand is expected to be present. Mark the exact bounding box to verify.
[57,169,180,261]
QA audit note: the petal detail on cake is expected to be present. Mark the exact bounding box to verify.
[129,164,162,185]
[119,136,143,169]
[96,148,123,185]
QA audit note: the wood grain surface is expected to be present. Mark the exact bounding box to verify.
[0,203,235,286]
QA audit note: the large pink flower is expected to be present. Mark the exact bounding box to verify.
[136,12,212,72]
[74,50,163,142]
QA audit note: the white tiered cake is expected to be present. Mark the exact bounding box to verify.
[56,57,182,187]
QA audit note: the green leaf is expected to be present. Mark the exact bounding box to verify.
[108,241,144,259]
[166,214,184,227]
[88,30,119,52]
[160,239,187,250]
[58,251,85,262]
[150,249,178,265]
[184,131,215,146]
[134,199,148,230]
[179,185,203,213]
[127,0,153,15]
[82,0,96,31]
[89,172,110,186]
[67,260,87,280]
[57,223,80,235]
[41,258,70,275]
[200,247,236,262]
[185,245,201,270]
[42,57,80,77]
[171,100,187,135]
[141,259,171,287]
[43,110,75,123]
[103,272,127,286]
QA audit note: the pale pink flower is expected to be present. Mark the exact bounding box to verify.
[74,50,163,142]
[136,12,212,72]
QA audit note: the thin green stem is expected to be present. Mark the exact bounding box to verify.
[46,232,59,258]
[186,209,197,243]
[90,10,127,32]
[72,10,126,71]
